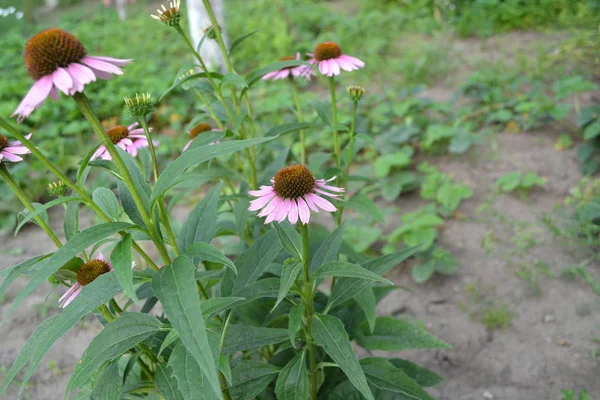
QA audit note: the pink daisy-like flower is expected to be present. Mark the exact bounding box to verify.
[12,28,132,122]
[183,123,221,152]
[308,42,365,77]
[262,53,314,81]
[249,165,344,225]
[0,133,32,163]
[59,254,112,308]
[91,123,159,160]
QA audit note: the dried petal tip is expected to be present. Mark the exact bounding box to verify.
[76,259,111,286]
[314,42,342,61]
[124,92,154,116]
[24,28,87,80]
[273,165,316,199]
[151,0,181,27]
[47,181,68,197]
[347,85,365,102]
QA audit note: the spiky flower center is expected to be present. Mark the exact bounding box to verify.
[24,28,87,80]
[314,42,342,61]
[106,126,129,144]
[189,123,212,139]
[76,259,111,286]
[0,134,8,151]
[273,165,315,199]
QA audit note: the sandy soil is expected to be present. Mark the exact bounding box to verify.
[1,30,600,400]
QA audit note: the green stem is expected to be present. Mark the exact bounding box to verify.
[329,77,340,170]
[301,223,318,400]
[201,0,235,73]
[137,117,159,183]
[73,92,172,265]
[0,118,159,271]
[0,164,62,248]
[175,25,222,95]
[291,79,306,165]
[336,101,358,226]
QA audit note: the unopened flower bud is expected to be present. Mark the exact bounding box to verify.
[47,181,68,197]
[347,85,365,102]
[124,92,155,117]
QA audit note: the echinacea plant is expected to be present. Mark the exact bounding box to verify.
[0,2,450,400]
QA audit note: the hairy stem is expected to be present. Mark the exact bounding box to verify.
[301,223,318,399]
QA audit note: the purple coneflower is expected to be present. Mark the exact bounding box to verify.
[91,123,158,160]
[308,42,364,77]
[59,254,112,308]
[262,53,314,81]
[183,123,221,152]
[0,133,31,163]
[249,165,344,225]
[12,28,132,122]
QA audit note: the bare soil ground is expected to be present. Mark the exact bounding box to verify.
[2,31,600,400]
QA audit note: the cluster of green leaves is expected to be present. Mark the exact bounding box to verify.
[495,171,546,197]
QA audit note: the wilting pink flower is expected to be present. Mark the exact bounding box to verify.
[183,123,221,152]
[262,53,314,81]
[59,254,112,308]
[0,133,31,163]
[249,165,344,225]
[91,123,158,160]
[308,42,364,77]
[12,28,132,122]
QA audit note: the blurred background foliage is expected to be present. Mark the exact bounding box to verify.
[0,0,599,236]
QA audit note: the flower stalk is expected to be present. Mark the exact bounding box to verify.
[0,164,62,248]
[301,223,318,400]
[291,79,306,165]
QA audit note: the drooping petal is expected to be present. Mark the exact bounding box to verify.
[313,188,341,198]
[12,75,54,122]
[68,63,96,84]
[263,197,283,223]
[315,181,345,192]
[52,68,74,95]
[182,140,192,152]
[85,55,133,66]
[275,198,292,222]
[319,60,329,76]
[287,199,299,224]
[91,145,107,161]
[297,197,311,224]
[59,285,81,308]
[340,54,365,68]
[249,186,275,197]
[3,146,30,155]
[1,151,23,162]
[307,193,337,212]
[49,86,59,101]
[303,193,320,212]
[81,57,124,75]
[329,59,341,76]
[248,191,276,211]
[87,66,114,80]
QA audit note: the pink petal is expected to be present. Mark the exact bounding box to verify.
[249,186,275,197]
[315,181,345,192]
[248,191,276,211]
[297,197,311,224]
[319,60,329,76]
[81,57,123,75]
[11,75,54,122]
[339,54,365,69]
[259,195,282,218]
[303,193,319,212]
[262,71,279,80]
[91,145,106,161]
[52,68,74,95]
[129,129,145,136]
[49,86,59,101]
[307,193,336,212]
[182,140,192,152]
[87,66,114,80]
[328,59,341,76]
[59,285,81,308]
[314,188,341,198]
[1,151,23,162]
[287,199,299,224]
[85,55,132,66]
[69,63,96,84]
[4,146,29,155]
[275,198,292,222]
[127,122,140,131]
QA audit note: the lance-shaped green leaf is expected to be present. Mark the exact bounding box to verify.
[15,196,80,234]
[219,355,232,386]
[354,287,377,333]
[388,359,443,388]
[90,360,122,400]
[14,273,122,396]
[274,221,303,260]
[265,122,314,137]
[152,257,221,398]
[232,278,280,302]
[152,137,276,202]
[160,71,224,101]
[1,222,132,326]
[288,303,304,347]
[309,222,345,274]
[158,329,180,356]
[360,358,434,400]
[275,350,308,400]
[156,362,184,400]
[168,341,217,400]
[273,260,302,310]
[177,183,222,252]
[232,229,281,292]
[355,317,451,351]
[228,361,280,400]
[67,312,162,393]
[326,245,421,312]
[228,29,261,54]
[222,325,288,354]
[92,188,120,221]
[111,233,137,302]
[312,314,374,400]
[313,261,393,285]
[0,254,49,297]
[202,297,246,319]
[185,241,237,273]
[64,199,80,240]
